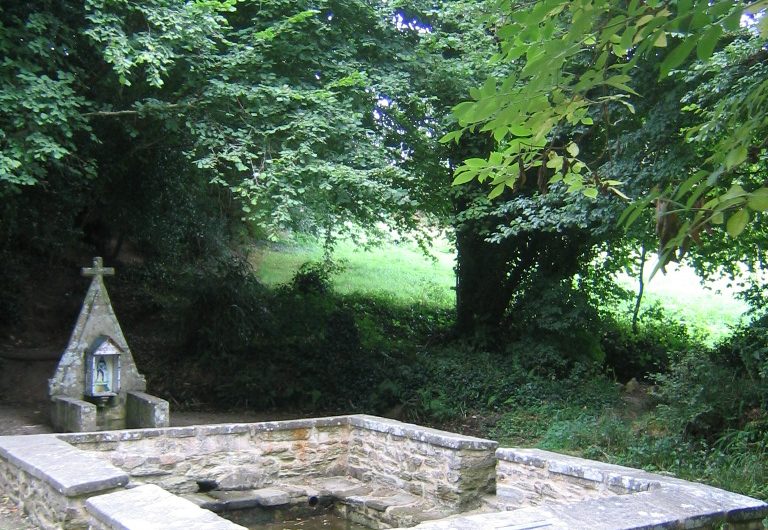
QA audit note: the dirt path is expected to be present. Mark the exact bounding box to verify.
[0,401,301,529]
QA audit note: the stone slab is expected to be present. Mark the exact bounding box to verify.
[86,484,246,529]
[402,509,565,529]
[407,485,768,530]
[311,476,373,498]
[180,492,221,510]
[50,396,98,433]
[363,491,421,512]
[207,488,291,510]
[0,434,128,495]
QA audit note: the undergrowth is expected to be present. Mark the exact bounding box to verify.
[122,251,767,504]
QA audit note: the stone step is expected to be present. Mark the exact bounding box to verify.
[186,487,292,511]
[308,476,373,498]
[481,494,523,512]
[87,484,246,530]
[345,489,422,512]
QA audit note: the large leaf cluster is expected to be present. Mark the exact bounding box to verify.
[0,4,94,190]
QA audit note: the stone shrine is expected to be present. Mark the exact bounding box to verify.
[48,257,169,432]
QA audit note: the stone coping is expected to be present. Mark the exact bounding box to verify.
[348,415,498,451]
[0,434,128,496]
[485,447,768,530]
[407,487,768,530]
[86,484,246,530]
[58,414,498,451]
[497,447,664,493]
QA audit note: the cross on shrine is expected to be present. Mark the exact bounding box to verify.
[81,257,115,279]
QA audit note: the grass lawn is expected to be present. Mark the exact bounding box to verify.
[250,236,456,307]
[617,262,749,343]
[251,235,748,340]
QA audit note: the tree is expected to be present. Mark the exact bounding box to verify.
[0,0,450,263]
[444,0,768,268]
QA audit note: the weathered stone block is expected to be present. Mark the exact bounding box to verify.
[125,391,169,429]
[50,396,98,433]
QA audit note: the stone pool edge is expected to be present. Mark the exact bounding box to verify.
[0,414,765,530]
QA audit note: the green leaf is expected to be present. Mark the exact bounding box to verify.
[747,188,768,212]
[696,24,722,61]
[673,170,708,201]
[726,208,749,238]
[464,158,487,167]
[582,187,598,199]
[488,183,505,199]
[509,124,533,136]
[480,77,496,98]
[566,142,579,157]
[725,146,747,169]
[439,130,463,144]
[660,36,697,76]
[721,184,747,200]
[452,171,477,185]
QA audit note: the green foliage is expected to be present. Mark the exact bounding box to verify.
[0,5,95,191]
[448,0,768,254]
[726,312,768,382]
[288,260,345,295]
[653,348,765,441]
[602,303,703,381]
[252,236,456,308]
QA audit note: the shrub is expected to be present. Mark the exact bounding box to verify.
[652,347,765,442]
[725,311,768,383]
[602,303,703,382]
[288,260,345,294]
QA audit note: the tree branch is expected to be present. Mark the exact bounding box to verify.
[83,102,190,118]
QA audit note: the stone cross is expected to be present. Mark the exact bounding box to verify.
[81,257,115,279]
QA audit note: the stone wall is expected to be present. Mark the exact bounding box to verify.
[0,435,128,530]
[2,417,765,530]
[347,415,497,510]
[495,447,661,508]
[0,455,90,529]
[61,417,351,494]
[59,415,498,512]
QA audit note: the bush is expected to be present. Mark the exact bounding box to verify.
[602,303,703,382]
[288,260,345,294]
[652,347,765,442]
[504,279,606,377]
[725,311,768,383]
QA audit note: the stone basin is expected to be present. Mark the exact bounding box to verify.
[0,414,765,529]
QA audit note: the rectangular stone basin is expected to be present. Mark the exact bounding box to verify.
[0,415,765,530]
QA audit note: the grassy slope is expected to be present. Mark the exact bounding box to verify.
[251,237,456,307]
[253,236,747,339]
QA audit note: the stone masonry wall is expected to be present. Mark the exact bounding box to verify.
[62,414,499,513]
[0,455,91,529]
[61,417,350,494]
[347,416,498,510]
[495,447,661,508]
[0,435,128,530]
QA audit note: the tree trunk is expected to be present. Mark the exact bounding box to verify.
[454,220,516,336]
